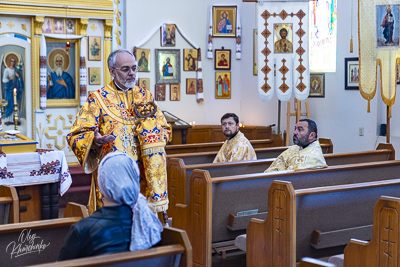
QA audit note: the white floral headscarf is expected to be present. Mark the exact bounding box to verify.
[97,152,163,251]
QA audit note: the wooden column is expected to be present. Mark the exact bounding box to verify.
[387,105,391,143]
[103,19,113,85]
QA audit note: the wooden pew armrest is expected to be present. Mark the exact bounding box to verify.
[0,197,12,204]
[160,227,192,267]
[172,203,189,231]
[31,245,186,267]
[347,238,369,245]
[246,217,268,266]
[0,185,19,223]
[227,212,268,231]
[299,257,336,267]
[64,202,89,218]
[311,225,372,249]
[250,218,266,224]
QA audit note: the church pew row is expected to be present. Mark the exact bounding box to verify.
[0,202,88,266]
[323,196,400,267]
[62,138,336,209]
[0,185,19,224]
[172,160,400,267]
[343,195,400,267]
[60,138,333,210]
[31,227,192,267]
[245,180,400,267]
[167,143,394,220]
[166,138,333,161]
[166,138,274,154]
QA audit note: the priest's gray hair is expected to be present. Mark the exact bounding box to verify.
[107,49,136,69]
[54,54,64,65]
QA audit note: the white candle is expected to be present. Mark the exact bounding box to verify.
[13,88,17,105]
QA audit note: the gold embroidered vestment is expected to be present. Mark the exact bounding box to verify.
[67,81,170,214]
[213,131,257,163]
[265,140,327,172]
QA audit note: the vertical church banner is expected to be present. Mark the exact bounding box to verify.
[257,1,309,102]
[359,0,400,114]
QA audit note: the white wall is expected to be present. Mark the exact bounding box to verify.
[125,0,400,155]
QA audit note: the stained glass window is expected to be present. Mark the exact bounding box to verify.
[309,0,338,72]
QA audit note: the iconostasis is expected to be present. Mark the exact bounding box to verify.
[0,1,113,164]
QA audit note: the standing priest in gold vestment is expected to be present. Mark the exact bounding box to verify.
[67,49,170,220]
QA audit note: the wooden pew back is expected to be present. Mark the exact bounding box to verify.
[0,185,19,223]
[166,138,334,163]
[247,179,400,267]
[166,139,274,154]
[344,196,400,267]
[167,144,395,220]
[168,158,270,219]
[174,160,400,267]
[0,202,87,266]
[31,227,192,267]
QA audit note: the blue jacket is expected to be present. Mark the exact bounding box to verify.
[58,205,132,261]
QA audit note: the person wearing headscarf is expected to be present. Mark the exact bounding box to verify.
[58,152,163,260]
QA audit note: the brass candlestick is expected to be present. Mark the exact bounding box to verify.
[0,99,7,133]
[13,98,18,131]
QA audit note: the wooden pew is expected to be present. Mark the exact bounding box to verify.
[343,196,400,267]
[318,138,333,153]
[172,160,400,267]
[246,179,400,267]
[0,202,87,266]
[166,138,333,158]
[63,139,332,209]
[31,227,192,267]
[166,139,274,154]
[0,185,19,223]
[299,257,335,267]
[59,166,92,208]
[167,144,394,220]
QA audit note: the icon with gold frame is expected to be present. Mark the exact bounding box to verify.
[138,78,150,90]
[155,84,166,101]
[215,72,231,99]
[161,24,176,47]
[186,78,197,94]
[183,49,197,71]
[212,6,237,37]
[88,36,101,61]
[136,48,150,72]
[170,84,180,101]
[215,49,231,70]
[46,39,79,107]
[88,67,101,85]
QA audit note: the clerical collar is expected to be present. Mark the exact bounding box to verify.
[113,81,131,92]
[227,130,239,141]
[301,139,316,149]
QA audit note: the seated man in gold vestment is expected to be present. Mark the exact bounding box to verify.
[67,49,170,223]
[265,119,327,172]
[213,113,257,163]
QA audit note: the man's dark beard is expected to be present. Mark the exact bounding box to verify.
[225,130,239,140]
[293,133,315,148]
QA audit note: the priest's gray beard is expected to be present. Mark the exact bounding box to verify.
[54,65,64,77]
